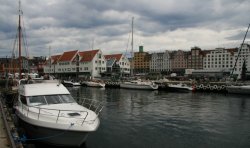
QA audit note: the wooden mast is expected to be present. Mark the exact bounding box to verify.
[18,0,22,78]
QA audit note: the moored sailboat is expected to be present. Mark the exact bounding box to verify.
[226,24,250,95]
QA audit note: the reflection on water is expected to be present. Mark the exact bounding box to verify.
[42,87,250,148]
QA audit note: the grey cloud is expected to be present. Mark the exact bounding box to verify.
[0,0,250,57]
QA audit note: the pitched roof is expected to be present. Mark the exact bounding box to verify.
[78,50,99,62]
[58,50,78,62]
[104,54,122,61]
[51,55,61,64]
[44,55,61,65]
[106,58,116,67]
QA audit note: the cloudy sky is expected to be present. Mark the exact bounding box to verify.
[0,0,250,57]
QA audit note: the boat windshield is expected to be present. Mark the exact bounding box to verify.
[28,94,76,106]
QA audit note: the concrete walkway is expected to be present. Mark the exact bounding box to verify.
[0,107,10,148]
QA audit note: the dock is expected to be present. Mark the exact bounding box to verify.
[0,92,23,148]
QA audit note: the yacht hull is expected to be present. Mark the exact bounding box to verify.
[226,85,250,95]
[85,82,105,88]
[166,86,192,93]
[17,116,89,147]
[120,83,158,90]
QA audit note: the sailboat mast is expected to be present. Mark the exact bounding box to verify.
[49,46,51,76]
[131,17,134,76]
[18,0,22,78]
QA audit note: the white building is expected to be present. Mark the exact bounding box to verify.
[150,51,171,72]
[44,49,107,78]
[203,48,236,72]
[44,55,61,74]
[203,43,250,79]
[78,49,106,78]
[104,54,130,75]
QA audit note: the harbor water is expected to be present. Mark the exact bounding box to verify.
[42,87,250,148]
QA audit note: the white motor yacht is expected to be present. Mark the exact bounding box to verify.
[63,80,81,87]
[120,79,158,90]
[14,79,103,147]
[84,81,105,88]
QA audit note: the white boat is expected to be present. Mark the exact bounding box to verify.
[63,80,81,87]
[14,79,103,146]
[226,84,250,95]
[84,81,105,88]
[167,83,193,92]
[120,79,158,90]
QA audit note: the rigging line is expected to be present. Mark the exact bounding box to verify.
[21,32,28,58]
[21,15,29,58]
[12,30,18,58]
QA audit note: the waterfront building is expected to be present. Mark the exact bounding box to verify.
[203,47,236,71]
[104,54,130,77]
[44,49,107,79]
[187,47,203,69]
[194,44,250,79]
[56,50,79,78]
[0,58,16,78]
[28,56,46,74]
[44,55,61,75]
[78,49,106,78]
[133,46,151,74]
[150,51,171,73]
[170,50,189,75]
[0,57,29,78]
[197,47,236,79]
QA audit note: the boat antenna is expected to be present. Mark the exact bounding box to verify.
[18,0,23,78]
[230,23,250,78]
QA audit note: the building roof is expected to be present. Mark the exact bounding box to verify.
[106,58,116,67]
[44,55,61,65]
[226,48,238,56]
[78,50,99,62]
[104,54,122,61]
[58,50,78,62]
[51,55,61,64]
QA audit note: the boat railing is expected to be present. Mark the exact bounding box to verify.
[17,101,102,126]
[79,98,104,118]
[19,79,60,85]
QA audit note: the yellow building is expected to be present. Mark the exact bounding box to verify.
[133,46,150,74]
